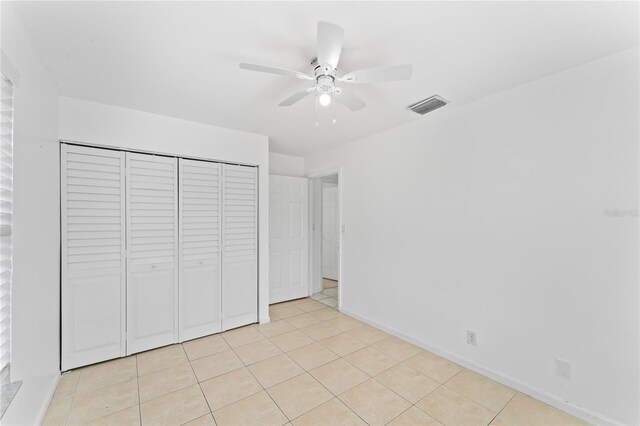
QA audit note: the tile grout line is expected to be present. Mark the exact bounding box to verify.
[277,297,473,426]
[270,317,378,426]
[63,370,81,425]
[226,332,292,423]
[411,382,449,425]
[383,404,417,426]
[181,343,215,422]
[439,368,514,416]
[486,390,519,425]
[135,355,141,426]
[246,314,368,424]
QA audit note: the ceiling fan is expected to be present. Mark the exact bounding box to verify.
[239,21,412,112]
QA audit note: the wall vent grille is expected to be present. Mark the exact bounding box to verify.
[408,95,448,115]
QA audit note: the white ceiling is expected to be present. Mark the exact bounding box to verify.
[12,1,639,156]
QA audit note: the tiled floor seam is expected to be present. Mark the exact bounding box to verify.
[290,338,375,425]
[411,383,449,424]
[135,355,142,426]
[286,372,360,425]
[63,370,81,425]
[485,390,519,425]
[240,365,291,424]
[262,328,369,425]
[439,368,511,416]
[184,344,215,420]
[230,332,293,423]
[438,382,503,415]
[383,404,417,426]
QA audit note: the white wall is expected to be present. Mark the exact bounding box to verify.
[269,151,305,177]
[1,3,61,424]
[305,49,639,425]
[58,97,271,327]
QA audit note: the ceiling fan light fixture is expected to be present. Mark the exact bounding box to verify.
[318,93,332,106]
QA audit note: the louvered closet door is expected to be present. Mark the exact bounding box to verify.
[126,153,178,354]
[179,159,222,341]
[61,145,126,370]
[222,164,258,330]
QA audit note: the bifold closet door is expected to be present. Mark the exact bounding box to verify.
[222,164,258,330]
[178,159,222,341]
[126,153,178,354]
[61,145,126,371]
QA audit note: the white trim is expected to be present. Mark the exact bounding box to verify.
[259,316,271,325]
[0,50,20,86]
[307,167,341,179]
[340,307,623,426]
[60,139,258,168]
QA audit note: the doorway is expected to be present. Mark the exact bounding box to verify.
[309,172,340,308]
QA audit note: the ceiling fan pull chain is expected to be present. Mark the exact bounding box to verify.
[314,93,320,127]
[332,92,337,124]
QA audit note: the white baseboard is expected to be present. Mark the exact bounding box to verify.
[37,373,60,425]
[259,315,271,324]
[339,307,623,426]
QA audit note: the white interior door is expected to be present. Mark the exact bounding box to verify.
[126,152,178,354]
[61,144,126,370]
[322,183,339,281]
[179,159,222,341]
[222,164,258,330]
[269,175,308,304]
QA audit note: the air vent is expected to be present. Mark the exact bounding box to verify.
[408,95,448,115]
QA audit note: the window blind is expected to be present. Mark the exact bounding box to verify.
[0,74,14,376]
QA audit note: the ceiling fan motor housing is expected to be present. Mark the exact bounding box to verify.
[316,75,335,94]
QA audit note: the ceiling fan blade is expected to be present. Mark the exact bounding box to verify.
[239,63,313,80]
[339,64,413,83]
[317,21,344,68]
[278,87,316,106]
[337,90,366,111]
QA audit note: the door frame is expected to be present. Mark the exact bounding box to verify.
[307,167,342,308]
[321,182,339,281]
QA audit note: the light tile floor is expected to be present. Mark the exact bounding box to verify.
[43,298,586,426]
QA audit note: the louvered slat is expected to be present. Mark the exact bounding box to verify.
[178,158,222,341]
[0,75,12,373]
[221,164,257,331]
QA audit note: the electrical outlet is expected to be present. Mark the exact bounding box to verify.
[556,358,571,380]
[466,330,477,346]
